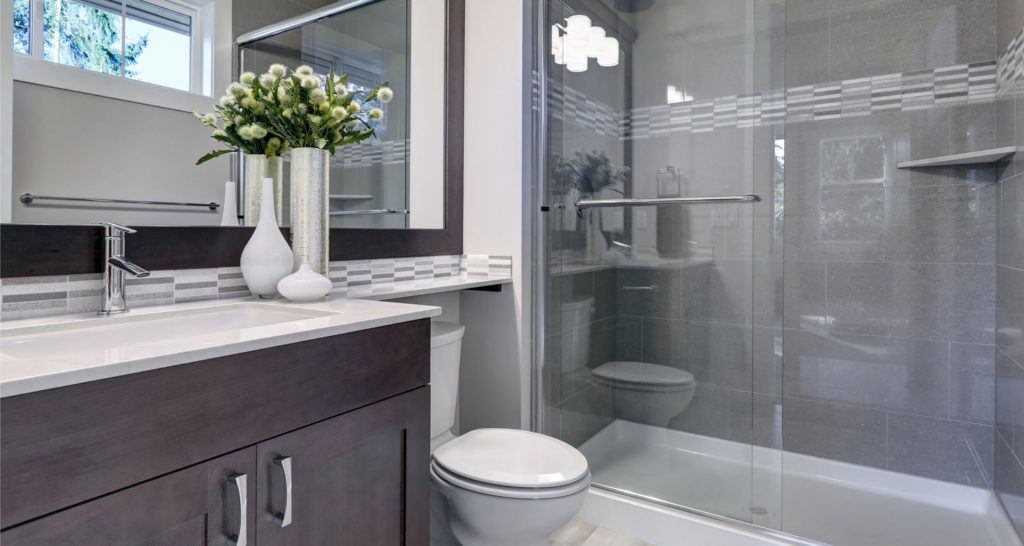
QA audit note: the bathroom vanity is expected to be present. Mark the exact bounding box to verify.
[0,299,438,545]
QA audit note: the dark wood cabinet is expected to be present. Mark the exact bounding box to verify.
[1,448,257,546]
[257,388,429,546]
[0,321,431,545]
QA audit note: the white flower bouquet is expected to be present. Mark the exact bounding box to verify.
[195,63,393,164]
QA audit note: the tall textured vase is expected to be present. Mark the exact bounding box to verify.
[243,154,284,226]
[240,178,294,298]
[289,147,330,275]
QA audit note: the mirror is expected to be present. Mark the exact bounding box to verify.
[5,0,446,230]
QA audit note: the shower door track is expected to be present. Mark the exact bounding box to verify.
[592,483,831,546]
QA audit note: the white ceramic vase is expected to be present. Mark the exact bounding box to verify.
[277,263,332,302]
[240,178,293,298]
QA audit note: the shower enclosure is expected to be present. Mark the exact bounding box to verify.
[537,0,785,530]
[534,0,1022,545]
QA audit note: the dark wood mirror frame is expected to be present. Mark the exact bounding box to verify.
[0,0,463,278]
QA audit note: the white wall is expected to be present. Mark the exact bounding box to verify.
[1,0,13,222]
[458,0,531,431]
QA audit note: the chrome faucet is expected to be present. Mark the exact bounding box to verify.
[98,222,150,315]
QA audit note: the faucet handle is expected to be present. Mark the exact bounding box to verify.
[97,221,137,236]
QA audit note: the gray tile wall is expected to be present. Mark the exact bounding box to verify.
[772,0,1002,488]
[996,0,1024,537]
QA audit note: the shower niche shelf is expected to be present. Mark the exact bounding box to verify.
[896,146,1019,169]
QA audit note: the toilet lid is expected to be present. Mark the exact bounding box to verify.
[432,429,589,488]
[591,361,695,386]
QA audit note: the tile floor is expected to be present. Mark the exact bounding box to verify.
[551,519,652,546]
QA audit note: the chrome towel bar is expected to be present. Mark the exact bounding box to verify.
[576,195,761,208]
[20,193,220,210]
[329,208,410,216]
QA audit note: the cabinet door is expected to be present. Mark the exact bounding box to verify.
[257,387,429,546]
[1,448,256,546]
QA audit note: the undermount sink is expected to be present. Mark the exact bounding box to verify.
[1,302,337,360]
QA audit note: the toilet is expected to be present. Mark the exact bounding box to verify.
[429,322,591,546]
[591,361,696,428]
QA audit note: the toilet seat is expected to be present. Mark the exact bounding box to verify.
[431,461,591,500]
[591,361,695,392]
[432,428,589,488]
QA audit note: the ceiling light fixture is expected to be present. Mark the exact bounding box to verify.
[551,15,619,73]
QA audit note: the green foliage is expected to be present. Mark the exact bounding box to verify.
[550,150,630,195]
[13,0,30,53]
[42,0,148,76]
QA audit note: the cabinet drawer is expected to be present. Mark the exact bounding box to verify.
[1,448,256,546]
[1,319,429,528]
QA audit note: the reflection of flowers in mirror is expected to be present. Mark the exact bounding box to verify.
[551,15,619,72]
[193,64,395,165]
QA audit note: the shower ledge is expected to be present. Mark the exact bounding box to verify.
[896,146,1019,169]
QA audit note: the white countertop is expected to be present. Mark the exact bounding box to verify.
[0,272,512,398]
[0,296,440,398]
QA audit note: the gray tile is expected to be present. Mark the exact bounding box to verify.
[784,188,884,261]
[594,268,618,320]
[886,413,993,487]
[614,315,643,362]
[998,0,1024,52]
[883,184,998,264]
[557,386,613,447]
[1001,175,1024,269]
[784,0,830,88]
[618,267,682,320]
[668,384,731,440]
[728,391,783,449]
[998,265,1024,364]
[782,397,888,468]
[996,97,1016,181]
[997,349,1020,442]
[995,432,1024,530]
[950,103,997,155]
[1,298,68,321]
[782,260,827,331]
[828,0,996,81]
[949,343,996,424]
[826,261,996,344]
[783,329,949,417]
[682,260,753,325]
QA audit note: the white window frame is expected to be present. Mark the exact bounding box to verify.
[12,0,216,113]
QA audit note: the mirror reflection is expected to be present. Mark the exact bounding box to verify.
[6,0,445,229]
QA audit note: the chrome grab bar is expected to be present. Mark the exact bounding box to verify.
[329,208,410,216]
[20,193,219,210]
[576,195,761,208]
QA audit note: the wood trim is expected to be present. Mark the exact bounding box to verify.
[0,319,430,528]
[0,0,465,278]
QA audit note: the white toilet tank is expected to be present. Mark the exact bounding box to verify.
[430,321,466,442]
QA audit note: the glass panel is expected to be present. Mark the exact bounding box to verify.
[124,0,191,91]
[540,0,784,531]
[43,0,124,76]
[13,0,30,54]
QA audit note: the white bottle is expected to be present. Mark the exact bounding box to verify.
[240,178,293,298]
[220,181,239,227]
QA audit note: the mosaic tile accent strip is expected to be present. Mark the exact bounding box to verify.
[540,26,1024,140]
[334,139,409,168]
[999,26,1024,97]
[544,60,998,140]
[0,255,512,321]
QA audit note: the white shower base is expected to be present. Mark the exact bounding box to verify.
[577,420,1021,546]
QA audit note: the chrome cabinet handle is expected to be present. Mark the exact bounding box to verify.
[623,284,658,292]
[273,456,293,527]
[228,473,248,546]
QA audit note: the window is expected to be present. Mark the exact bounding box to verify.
[14,0,201,93]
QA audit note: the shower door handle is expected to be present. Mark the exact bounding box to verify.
[623,284,658,292]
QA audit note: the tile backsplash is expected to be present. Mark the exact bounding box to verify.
[0,255,513,321]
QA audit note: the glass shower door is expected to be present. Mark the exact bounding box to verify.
[538,0,784,531]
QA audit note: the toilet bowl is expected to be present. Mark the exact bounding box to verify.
[591,361,696,428]
[429,322,590,546]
